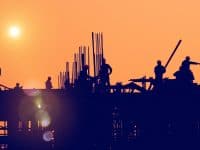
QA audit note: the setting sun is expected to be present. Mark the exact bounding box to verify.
[9,26,20,38]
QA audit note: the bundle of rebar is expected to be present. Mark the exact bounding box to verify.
[92,32,104,76]
[58,62,70,89]
[57,32,105,89]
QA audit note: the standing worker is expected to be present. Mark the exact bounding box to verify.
[179,56,200,82]
[154,60,166,84]
[45,76,53,89]
[181,56,200,71]
[99,58,112,88]
[76,65,93,91]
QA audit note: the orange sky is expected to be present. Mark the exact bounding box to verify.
[1,0,200,88]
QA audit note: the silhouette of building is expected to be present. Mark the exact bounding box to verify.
[3,35,200,149]
[112,106,123,143]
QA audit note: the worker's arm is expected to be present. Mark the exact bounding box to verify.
[190,61,200,65]
[108,65,112,74]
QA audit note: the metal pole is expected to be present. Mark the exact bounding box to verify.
[88,46,90,76]
[92,32,96,76]
[164,40,182,68]
[101,32,104,61]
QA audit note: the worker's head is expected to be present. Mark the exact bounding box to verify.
[48,76,51,80]
[83,65,89,70]
[186,56,190,61]
[102,58,106,64]
[157,60,161,65]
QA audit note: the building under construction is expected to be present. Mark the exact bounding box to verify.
[0,33,200,150]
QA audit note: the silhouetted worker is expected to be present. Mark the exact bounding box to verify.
[14,83,23,90]
[76,65,93,92]
[14,83,23,93]
[45,76,53,89]
[175,56,200,82]
[99,58,112,88]
[64,79,71,90]
[154,60,166,83]
[79,65,89,79]
[181,56,200,71]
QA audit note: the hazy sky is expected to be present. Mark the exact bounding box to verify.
[1,0,200,88]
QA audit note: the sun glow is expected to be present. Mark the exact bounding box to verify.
[9,26,21,38]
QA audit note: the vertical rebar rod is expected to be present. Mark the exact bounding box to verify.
[88,46,90,76]
[92,32,96,76]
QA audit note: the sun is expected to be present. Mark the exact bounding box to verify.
[9,26,21,38]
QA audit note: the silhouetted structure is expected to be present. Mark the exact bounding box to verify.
[45,76,53,89]
[4,35,200,150]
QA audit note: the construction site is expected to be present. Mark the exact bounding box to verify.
[0,33,200,149]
